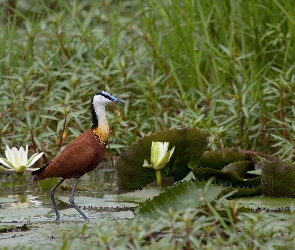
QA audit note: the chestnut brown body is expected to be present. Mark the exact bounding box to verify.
[32,129,106,180]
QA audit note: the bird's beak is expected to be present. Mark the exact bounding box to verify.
[115,97,125,103]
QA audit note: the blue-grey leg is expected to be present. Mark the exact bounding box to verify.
[50,178,65,224]
[69,178,91,223]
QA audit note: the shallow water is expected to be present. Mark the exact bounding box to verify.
[0,164,135,248]
[0,163,119,220]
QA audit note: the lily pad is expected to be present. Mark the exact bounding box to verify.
[219,186,261,199]
[115,128,209,189]
[190,148,248,170]
[228,196,295,210]
[191,167,260,188]
[261,161,295,198]
[0,207,52,222]
[105,187,162,203]
[221,161,252,177]
[0,197,17,205]
[136,181,223,219]
[58,196,137,209]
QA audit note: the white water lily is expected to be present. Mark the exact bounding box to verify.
[143,142,175,170]
[143,141,175,186]
[0,145,43,174]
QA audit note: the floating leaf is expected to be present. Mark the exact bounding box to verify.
[115,128,209,190]
[105,187,162,203]
[192,167,260,188]
[0,207,52,222]
[190,148,247,171]
[58,196,137,209]
[261,161,295,198]
[0,197,17,205]
[228,196,295,210]
[219,186,261,199]
[221,161,252,177]
[136,181,223,219]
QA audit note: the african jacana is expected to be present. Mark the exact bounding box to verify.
[32,91,124,223]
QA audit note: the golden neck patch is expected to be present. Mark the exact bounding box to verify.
[91,127,109,144]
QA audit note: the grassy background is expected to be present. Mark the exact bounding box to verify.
[1,0,295,163]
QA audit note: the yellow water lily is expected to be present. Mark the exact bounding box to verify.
[143,141,175,186]
[0,145,43,174]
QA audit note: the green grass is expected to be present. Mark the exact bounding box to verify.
[0,0,294,157]
[1,0,295,248]
[1,0,295,162]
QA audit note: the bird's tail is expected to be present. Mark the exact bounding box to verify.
[31,161,52,180]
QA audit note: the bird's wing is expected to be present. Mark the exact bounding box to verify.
[33,129,106,179]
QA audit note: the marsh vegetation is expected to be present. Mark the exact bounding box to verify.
[1,0,295,248]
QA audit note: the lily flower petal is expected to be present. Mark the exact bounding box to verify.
[18,146,27,167]
[26,152,44,168]
[169,146,175,159]
[11,147,20,168]
[0,145,43,174]
[0,157,18,171]
[26,167,41,171]
[154,146,175,170]
[0,165,14,171]
[143,159,152,168]
[4,145,12,162]
[149,142,175,170]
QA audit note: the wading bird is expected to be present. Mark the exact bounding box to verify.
[32,91,124,223]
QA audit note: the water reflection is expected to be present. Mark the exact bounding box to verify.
[6,194,42,209]
[0,163,118,221]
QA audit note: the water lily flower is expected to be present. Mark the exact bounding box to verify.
[0,145,43,174]
[143,141,175,187]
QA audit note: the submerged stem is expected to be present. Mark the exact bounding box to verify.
[156,169,162,187]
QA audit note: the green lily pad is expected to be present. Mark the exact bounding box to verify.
[136,181,223,219]
[221,161,252,177]
[104,187,162,203]
[0,197,17,205]
[190,148,248,171]
[0,207,52,222]
[57,196,137,209]
[261,161,295,198]
[191,167,260,188]
[219,186,261,199]
[228,196,295,210]
[115,128,209,190]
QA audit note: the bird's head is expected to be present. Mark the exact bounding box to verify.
[92,91,125,107]
[91,91,124,129]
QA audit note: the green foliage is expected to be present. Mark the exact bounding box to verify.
[189,148,260,188]
[2,0,295,248]
[262,161,295,198]
[228,196,295,210]
[0,0,295,163]
[115,128,208,189]
[192,167,261,188]
[136,180,223,219]
[43,188,295,249]
[191,148,248,170]
[219,186,261,199]
[221,161,252,177]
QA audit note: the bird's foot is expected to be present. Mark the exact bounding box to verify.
[55,217,61,225]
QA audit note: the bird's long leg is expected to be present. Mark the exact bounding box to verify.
[69,178,91,223]
[50,178,65,224]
